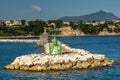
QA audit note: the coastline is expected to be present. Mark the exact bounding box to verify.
[0,36,40,39]
[0,34,120,39]
[54,34,120,37]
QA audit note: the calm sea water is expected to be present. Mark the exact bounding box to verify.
[0,36,120,80]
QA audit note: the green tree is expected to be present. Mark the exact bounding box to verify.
[107,21,114,26]
[107,28,112,33]
[21,20,26,25]
[80,24,104,34]
[48,20,63,28]
[28,19,46,35]
[54,20,63,28]
[69,21,78,30]
[114,27,120,33]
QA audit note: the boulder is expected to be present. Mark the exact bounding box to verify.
[81,62,90,69]
[5,65,14,70]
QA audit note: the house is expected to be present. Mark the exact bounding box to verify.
[85,21,105,26]
[5,20,22,27]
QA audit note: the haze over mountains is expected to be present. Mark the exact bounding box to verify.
[59,10,120,22]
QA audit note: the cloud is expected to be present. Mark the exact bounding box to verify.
[32,5,42,12]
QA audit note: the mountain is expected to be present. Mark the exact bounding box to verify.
[59,10,120,22]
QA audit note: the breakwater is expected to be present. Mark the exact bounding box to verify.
[0,33,49,46]
[5,42,114,71]
[0,39,39,43]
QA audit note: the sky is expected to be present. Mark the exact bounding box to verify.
[0,0,120,21]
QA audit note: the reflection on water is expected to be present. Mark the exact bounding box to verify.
[1,66,119,80]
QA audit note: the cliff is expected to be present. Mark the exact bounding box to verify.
[59,26,85,36]
[57,26,120,37]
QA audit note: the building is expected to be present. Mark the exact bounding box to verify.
[63,22,70,25]
[112,20,120,23]
[85,21,105,26]
[5,20,22,27]
[47,23,56,27]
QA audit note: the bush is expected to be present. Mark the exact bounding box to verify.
[107,28,112,33]
[114,27,120,33]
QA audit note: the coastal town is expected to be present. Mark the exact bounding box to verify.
[0,19,120,37]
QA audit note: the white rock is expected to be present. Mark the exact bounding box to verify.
[10,42,106,66]
[93,54,105,61]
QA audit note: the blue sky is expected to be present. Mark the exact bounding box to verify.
[0,0,120,21]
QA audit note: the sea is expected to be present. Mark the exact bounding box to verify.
[0,36,120,80]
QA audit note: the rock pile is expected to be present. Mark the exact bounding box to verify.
[0,39,39,43]
[5,42,114,71]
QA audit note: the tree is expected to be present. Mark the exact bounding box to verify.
[21,20,26,25]
[28,19,46,35]
[54,20,63,28]
[80,24,104,34]
[107,28,112,33]
[48,20,63,28]
[69,21,78,30]
[107,21,114,26]
[114,27,120,33]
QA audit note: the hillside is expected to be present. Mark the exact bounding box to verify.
[59,10,120,22]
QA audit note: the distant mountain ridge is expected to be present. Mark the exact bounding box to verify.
[59,10,120,22]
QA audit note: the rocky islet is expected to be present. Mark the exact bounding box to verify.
[5,40,114,71]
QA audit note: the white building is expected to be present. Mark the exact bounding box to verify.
[5,20,22,27]
[85,21,105,26]
[63,22,70,25]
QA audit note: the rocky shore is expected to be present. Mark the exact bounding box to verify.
[5,42,114,71]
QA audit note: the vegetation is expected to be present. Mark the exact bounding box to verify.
[0,19,120,36]
[70,21,108,35]
[0,19,46,36]
[69,21,78,30]
[107,28,113,33]
[114,27,120,33]
[48,20,63,28]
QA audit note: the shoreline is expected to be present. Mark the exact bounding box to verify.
[54,34,120,37]
[0,34,120,39]
[0,36,40,39]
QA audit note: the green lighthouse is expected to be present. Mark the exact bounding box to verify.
[49,35,62,55]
